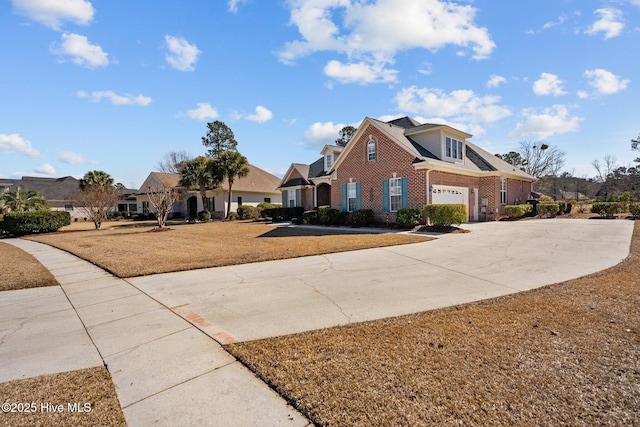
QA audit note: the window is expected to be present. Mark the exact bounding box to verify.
[367,140,376,161]
[237,196,243,206]
[445,136,464,161]
[500,178,507,204]
[206,197,215,211]
[288,190,296,207]
[64,204,73,212]
[389,178,402,212]
[142,201,150,214]
[264,197,271,203]
[326,154,333,169]
[347,182,357,212]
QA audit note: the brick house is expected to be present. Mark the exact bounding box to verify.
[278,117,536,222]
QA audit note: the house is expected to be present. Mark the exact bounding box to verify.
[136,164,282,218]
[0,176,136,218]
[278,117,536,222]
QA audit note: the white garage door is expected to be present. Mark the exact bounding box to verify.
[431,185,469,221]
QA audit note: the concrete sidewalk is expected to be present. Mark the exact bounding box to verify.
[128,218,634,344]
[2,239,311,427]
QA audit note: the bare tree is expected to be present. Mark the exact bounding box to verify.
[592,154,618,182]
[519,141,566,178]
[155,150,192,174]
[146,184,180,229]
[73,186,121,230]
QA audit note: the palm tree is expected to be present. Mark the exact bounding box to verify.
[79,170,115,189]
[179,156,223,213]
[214,150,249,218]
[2,187,48,212]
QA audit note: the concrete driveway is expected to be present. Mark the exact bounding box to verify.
[128,218,634,344]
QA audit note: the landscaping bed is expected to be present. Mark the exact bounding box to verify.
[227,222,640,426]
[26,221,430,277]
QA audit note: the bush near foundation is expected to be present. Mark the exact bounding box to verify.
[237,205,258,220]
[0,211,70,236]
[262,206,304,221]
[197,210,211,222]
[348,209,374,228]
[396,207,422,229]
[591,202,625,218]
[504,204,533,219]
[257,202,281,218]
[302,210,318,225]
[318,206,339,225]
[537,203,560,218]
[423,204,467,227]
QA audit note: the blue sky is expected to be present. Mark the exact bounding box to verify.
[1,0,638,188]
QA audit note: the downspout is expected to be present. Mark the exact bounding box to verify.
[425,168,433,205]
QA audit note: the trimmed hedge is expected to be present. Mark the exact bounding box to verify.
[537,203,560,217]
[262,206,305,221]
[423,204,467,227]
[257,202,282,218]
[0,210,71,236]
[504,204,533,219]
[237,205,258,220]
[302,210,318,225]
[348,209,374,228]
[318,206,339,225]
[591,202,625,218]
[396,207,422,229]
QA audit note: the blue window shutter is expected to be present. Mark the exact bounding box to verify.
[295,189,298,207]
[401,177,408,208]
[282,190,287,206]
[341,184,347,212]
[382,179,389,212]
[355,182,361,210]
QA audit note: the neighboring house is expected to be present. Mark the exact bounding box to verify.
[136,164,282,219]
[278,117,536,222]
[0,176,136,218]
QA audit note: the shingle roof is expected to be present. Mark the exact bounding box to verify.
[0,176,80,201]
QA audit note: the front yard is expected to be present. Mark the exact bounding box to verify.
[26,221,430,277]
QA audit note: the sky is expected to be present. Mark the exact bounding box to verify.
[1,0,638,189]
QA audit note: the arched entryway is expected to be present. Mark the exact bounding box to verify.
[187,196,198,219]
[316,183,331,207]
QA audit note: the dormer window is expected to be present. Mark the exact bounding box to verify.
[326,153,333,169]
[367,140,376,161]
[445,137,464,161]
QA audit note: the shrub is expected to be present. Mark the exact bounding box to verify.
[557,201,567,215]
[318,206,339,225]
[348,209,374,228]
[302,210,318,225]
[197,210,211,222]
[228,211,238,221]
[539,195,554,202]
[257,202,281,218]
[171,211,183,219]
[537,202,560,218]
[335,211,349,226]
[564,202,573,214]
[591,202,624,218]
[629,202,640,219]
[423,204,467,227]
[237,205,259,220]
[262,206,304,221]
[504,204,532,219]
[396,207,422,229]
[0,211,71,236]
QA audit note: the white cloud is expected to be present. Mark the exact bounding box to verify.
[324,59,398,84]
[584,68,629,95]
[53,33,109,68]
[11,0,94,30]
[394,86,511,134]
[486,75,506,88]
[279,0,495,84]
[304,121,346,148]
[0,133,40,157]
[77,90,152,106]
[533,73,566,96]
[542,14,568,30]
[187,103,219,120]
[228,0,247,13]
[59,151,90,164]
[585,8,624,39]
[34,163,56,176]
[508,105,581,139]
[245,106,273,123]
[164,35,201,72]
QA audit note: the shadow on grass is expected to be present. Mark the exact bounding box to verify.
[258,226,382,238]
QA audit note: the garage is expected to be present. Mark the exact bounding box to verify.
[431,185,469,221]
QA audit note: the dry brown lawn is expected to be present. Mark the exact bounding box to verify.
[26,221,430,277]
[0,242,59,291]
[227,221,640,426]
[0,367,126,427]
